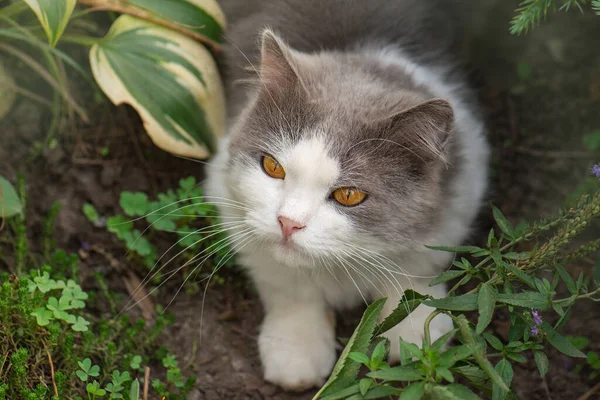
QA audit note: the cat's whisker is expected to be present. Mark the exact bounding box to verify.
[163,229,257,313]
[337,248,388,298]
[196,232,260,346]
[123,219,247,304]
[330,253,368,305]
[123,226,253,312]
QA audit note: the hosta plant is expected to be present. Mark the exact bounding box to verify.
[2,0,227,158]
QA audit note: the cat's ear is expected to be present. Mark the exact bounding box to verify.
[258,29,300,89]
[386,98,454,163]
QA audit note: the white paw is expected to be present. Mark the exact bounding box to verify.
[258,310,336,391]
[381,305,454,363]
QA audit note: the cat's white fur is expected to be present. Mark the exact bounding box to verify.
[205,46,488,390]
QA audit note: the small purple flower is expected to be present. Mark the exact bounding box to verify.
[532,310,542,325]
[530,326,538,336]
[591,164,600,179]
[81,241,90,250]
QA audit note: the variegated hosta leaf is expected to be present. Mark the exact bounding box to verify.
[90,15,226,159]
[80,0,226,44]
[0,62,17,120]
[126,0,226,43]
[23,0,76,47]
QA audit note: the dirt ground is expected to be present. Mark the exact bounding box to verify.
[1,3,600,400]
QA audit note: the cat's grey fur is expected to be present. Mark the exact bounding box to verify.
[205,0,489,391]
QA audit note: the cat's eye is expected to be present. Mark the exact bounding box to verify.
[332,187,367,207]
[262,156,286,179]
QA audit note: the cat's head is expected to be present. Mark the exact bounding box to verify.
[224,30,456,268]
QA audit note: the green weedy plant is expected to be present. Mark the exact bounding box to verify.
[0,175,195,399]
[313,190,600,400]
[84,176,234,284]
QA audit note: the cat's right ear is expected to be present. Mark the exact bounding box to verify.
[258,29,300,90]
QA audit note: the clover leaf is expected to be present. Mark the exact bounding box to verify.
[120,191,149,217]
[31,307,53,326]
[71,316,90,332]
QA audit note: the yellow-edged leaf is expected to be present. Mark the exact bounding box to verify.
[0,62,16,120]
[79,0,226,44]
[23,0,76,47]
[89,15,226,159]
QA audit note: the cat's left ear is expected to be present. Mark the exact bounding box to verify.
[258,29,301,89]
[386,98,454,163]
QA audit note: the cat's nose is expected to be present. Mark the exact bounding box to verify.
[278,216,305,240]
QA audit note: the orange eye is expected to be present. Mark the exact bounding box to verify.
[332,187,367,207]
[262,156,286,179]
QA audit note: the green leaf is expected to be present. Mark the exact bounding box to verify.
[424,294,478,311]
[359,378,371,396]
[483,333,504,351]
[90,15,225,159]
[0,176,22,217]
[347,352,369,366]
[129,379,140,400]
[429,270,465,286]
[89,364,100,377]
[367,366,423,381]
[455,315,509,392]
[370,340,387,369]
[120,192,149,217]
[71,317,90,332]
[130,355,142,370]
[319,384,360,400]
[501,262,536,288]
[582,130,600,151]
[82,202,100,223]
[432,329,458,352]
[401,381,425,400]
[107,215,133,239]
[492,359,513,400]
[451,365,488,387]
[117,0,225,43]
[79,358,92,372]
[315,298,386,398]
[476,284,497,334]
[31,308,53,326]
[400,340,422,366]
[567,336,590,350]
[436,367,454,383]
[424,384,481,400]
[438,345,473,368]
[502,252,529,261]
[425,245,484,253]
[76,370,88,382]
[23,0,76,47]
[358,386,402,399]
[375,290,428,335]
[496,292,549,310]
[543,323,586,358]
[492,205,515,239]
[555,265,576,294]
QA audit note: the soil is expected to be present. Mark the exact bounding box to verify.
[1,2,600,400]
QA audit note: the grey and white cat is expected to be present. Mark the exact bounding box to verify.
[205,0,489,391]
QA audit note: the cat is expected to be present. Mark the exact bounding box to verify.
[205,0,489,391]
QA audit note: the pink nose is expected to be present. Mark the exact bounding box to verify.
[278,216,305,240]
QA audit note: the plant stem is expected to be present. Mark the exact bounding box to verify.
[423,310,443,349]
[60,34,99,47]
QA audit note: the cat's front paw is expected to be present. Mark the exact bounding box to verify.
[382,305,453,363]
[258,312,336,391]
